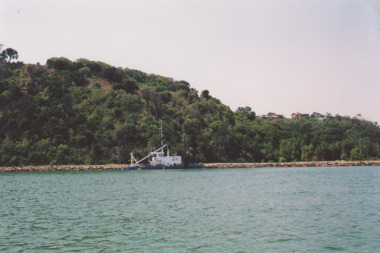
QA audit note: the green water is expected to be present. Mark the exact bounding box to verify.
[1,166,380,252]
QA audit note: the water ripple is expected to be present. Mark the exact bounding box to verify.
[1,167,380,252]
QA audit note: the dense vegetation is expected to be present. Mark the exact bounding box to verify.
[1,48,380,166]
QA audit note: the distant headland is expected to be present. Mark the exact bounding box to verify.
[1,47,380,167]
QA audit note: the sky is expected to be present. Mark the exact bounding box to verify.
[1,0,380,123]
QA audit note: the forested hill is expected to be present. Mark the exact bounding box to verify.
[1,53,380,166]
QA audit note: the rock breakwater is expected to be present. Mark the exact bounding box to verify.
[0,164,128,172]
[204,160,380,168]
[1,161,379,172]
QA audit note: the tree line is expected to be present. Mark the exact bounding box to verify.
[0,49,379,166]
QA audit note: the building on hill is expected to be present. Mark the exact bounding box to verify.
[258,115,267,119]
[273,114,284,119]
[291,112,309,119]
[258,113,285,119]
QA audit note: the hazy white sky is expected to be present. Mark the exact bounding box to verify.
[1,0,380,123]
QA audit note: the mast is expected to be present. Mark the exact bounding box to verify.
[160,120,164,146]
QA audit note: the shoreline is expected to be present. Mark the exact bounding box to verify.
[0,164,128,173]
[0,160,379,172]
[203,160,380,169]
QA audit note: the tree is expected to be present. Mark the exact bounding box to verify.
[236,106,256,120]
[311,112,325,119]
[104,67,123,83]
[112,78,138,93]
[46,57,73,70]
[200,90,210,99]
[0,48,18,63]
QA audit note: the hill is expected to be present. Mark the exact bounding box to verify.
[1,52,380,166]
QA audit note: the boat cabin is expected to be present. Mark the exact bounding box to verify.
[149,150,181,167]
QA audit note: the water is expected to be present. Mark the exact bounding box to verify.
[1,166,380,252]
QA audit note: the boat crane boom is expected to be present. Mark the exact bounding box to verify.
[130,144,168,167]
